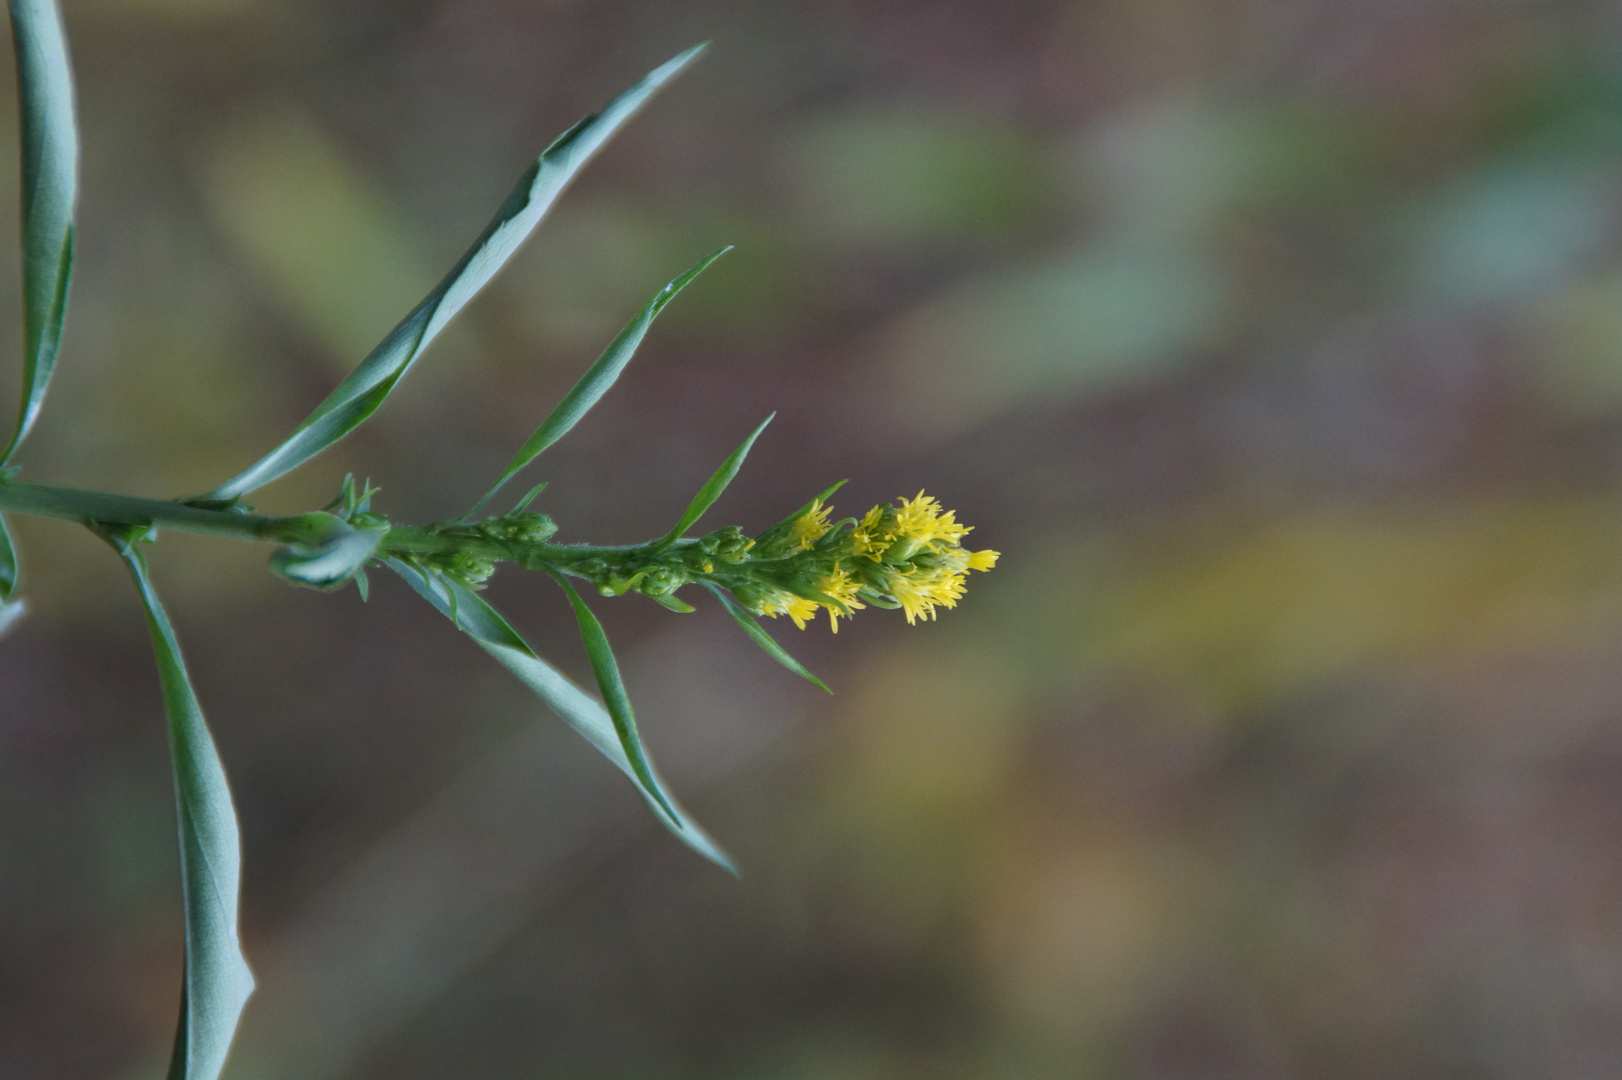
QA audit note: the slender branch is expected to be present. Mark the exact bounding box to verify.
[0,477,715,592]
[380,524,695,573]
[0,479,319,543]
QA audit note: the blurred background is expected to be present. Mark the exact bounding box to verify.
[7,0,1622,1076]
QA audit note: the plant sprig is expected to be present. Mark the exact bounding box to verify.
[0,12,999,1079]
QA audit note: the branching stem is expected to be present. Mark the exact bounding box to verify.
[0,477,683,580]
[0,479,316,542]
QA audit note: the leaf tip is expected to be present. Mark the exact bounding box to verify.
[0,598,27,640]
[674,41,711,66]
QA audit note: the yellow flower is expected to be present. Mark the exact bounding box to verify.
[812,565,867,633]
[850,504,891,560]
[751,587,819,631]
[886,562,969,624]
[873,515,998,625]
[851,490,974,562]
[732,488,996,634]
[892,490,970,546]
[966,548,999,572]
[788,499,833,552]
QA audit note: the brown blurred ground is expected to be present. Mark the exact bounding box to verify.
[7,0,1622,1077]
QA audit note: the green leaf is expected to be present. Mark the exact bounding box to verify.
[467,246,730,518]
[107,539,254,1080]
[653,413,773,550]
[507,480,549,515]
[384,558,734,871]
[0,511,16,600]
[0,596,23,638]
[548,572,678,821]
[701,581,830,693]
[266,511,385,591]
[2,0,78,467]
[752,478,848,552]
[195,44,708,505]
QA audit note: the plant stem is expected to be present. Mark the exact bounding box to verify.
[0,478,705,587]
[0,479,319,543]
[381,524,689,571]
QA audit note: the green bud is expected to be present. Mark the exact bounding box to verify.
[482,511,557,544]
[637,567,683,597]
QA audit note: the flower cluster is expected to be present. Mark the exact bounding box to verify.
[725,490,999,632]
[397,486,997,637]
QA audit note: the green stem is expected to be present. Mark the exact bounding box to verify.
[0,479,323,543]
[380,524,691,572]
[0,477,713,593]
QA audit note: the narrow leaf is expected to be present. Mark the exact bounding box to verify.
[0,596,23,639]
[2,0,78,466]
[467,246,730,518]
[751,478,849,553]
[0,511,16,600]
[653,413,772,550]
[384,558,733,871]
[108,540,254,1080]
[196,44,708,504]
[549,572,676,821]
[508,480,548,515]
[702,581,830,693]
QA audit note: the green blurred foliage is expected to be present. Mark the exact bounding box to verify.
[785,107,1053,244]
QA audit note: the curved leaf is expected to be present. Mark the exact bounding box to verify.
[385,558,734,871]
[467,246,730,518]
[108,539,254,1080]
[548,572,675,821]
[653,413,772,550]
[701,581,829,693]
[0,596,23,639]
[2,0,77,466]
[196,44,708,504]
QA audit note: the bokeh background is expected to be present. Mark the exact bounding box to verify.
[7,0,1622,1076]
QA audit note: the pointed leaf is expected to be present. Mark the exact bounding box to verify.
[109,540,254,1080]
[196,44,707,504]
[549,572,676,821]
[0,511,16,600]
[468,246,730,517]
[2,0,78,466]
[653,413,772,550]
[384,558,733,871]
[752,478,848,552]
[507,480,548,515]
[0,596,23,639]
[701,582,830,693]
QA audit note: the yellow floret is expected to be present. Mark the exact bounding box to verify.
[850,504,891,560]
[789,499,833,552]
[893,490,971,546]
[884,560,974,624]
[966,549,999,572]
[752,588,820,631]
[813,565,867,633]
